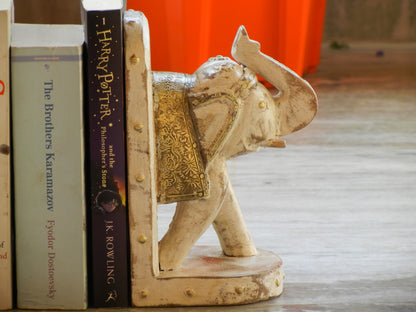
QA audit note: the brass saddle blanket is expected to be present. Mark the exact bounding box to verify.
[153,73,209,204]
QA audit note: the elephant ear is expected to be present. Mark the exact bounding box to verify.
[188,56,253,161]
[189,93,238,162]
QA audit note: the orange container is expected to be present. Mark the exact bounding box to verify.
[304,0,327,74]
[127,0,326,76]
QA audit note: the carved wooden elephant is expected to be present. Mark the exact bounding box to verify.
[153,27,317,270]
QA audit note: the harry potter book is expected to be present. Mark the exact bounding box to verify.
[11,24,87,309]
[0,0,13,309]
[81,0,129,307]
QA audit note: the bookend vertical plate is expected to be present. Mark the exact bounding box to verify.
[124,10,283,307]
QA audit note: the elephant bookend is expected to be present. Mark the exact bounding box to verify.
[124,10,317,307]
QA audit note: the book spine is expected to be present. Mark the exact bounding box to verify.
[0,2,12,310]
[83,8,129,307]
[0,2,13,310]
[12,45,87,309]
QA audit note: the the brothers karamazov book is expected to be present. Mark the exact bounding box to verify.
[81,0,129,307]
[11,24,87,309]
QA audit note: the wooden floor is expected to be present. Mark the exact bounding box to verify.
[154,43,416,312]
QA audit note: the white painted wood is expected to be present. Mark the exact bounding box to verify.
[157,42,416,311]
[125,11,283,307]
[156,27,318,271]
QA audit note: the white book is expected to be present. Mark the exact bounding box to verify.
[12,23,87,309]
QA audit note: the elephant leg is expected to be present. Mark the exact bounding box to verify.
[158,160,228,271]
[212,175,257,257]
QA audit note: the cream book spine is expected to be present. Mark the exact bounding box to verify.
[0,0,13,309]
[11,24,87,309]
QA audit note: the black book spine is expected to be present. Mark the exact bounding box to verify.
[83,8,129,307]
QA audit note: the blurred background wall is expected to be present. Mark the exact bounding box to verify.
[323,0,416,42]
[14,0,81,24]
[10,0,416,42]
[13,0,416,42]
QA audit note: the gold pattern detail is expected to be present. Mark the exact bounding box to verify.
[153,73,209,204]
[235,286,243,294]
[136,174,145,182]
[130,55,140,63]
[188,92,239,161]
[185,288,195,297]
[134,123,144,132]
[138,234,147,244]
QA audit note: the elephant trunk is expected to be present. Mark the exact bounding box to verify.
[231,26,317,137]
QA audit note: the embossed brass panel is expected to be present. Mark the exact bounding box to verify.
[153,73,209,204]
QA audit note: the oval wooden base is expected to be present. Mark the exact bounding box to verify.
[132,246,284,307]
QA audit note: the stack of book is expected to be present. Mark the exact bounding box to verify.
[0,0,130,309]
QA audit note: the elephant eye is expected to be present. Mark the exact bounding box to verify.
[258,101,267,109]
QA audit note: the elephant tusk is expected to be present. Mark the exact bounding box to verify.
[262,139,286,148]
